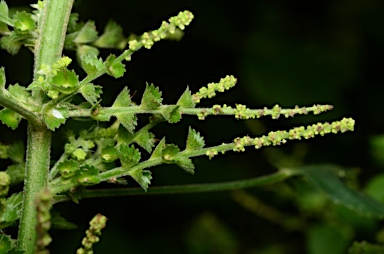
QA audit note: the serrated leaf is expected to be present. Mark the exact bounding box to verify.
[74,20,98,44]
[112,87,137,132]
[14,11,35,33]
[0,0,13,27]
[0,192,22,227]
[8,83,31,104]
[135,130,156,153]
[118,144,141,168]
[348,241,384,254]
[0,67,5,89]
[76,165,100,186]
[177,87,195,108]
[105,54,125,78]
[80,54,104,75]
[79,83,102,105]
[297,165,384,218]
[51,69,79,94]
[0,35,22,55]
[93,20,126,49]
[175,156,194,174]
[162,144,180,163]
[161,105,181,123]
[150,138,165,160]
[101,145,118,163]
[140,83,162,110]
[67,13,79,33]
[0,108,22,130]
[51,211,78,229]
[43,106,69,131]
[128,168,152,191]
[186,127,205,151]
[76,44,99,60]
[58,159,79,179]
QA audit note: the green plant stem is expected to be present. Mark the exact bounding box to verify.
[68,104,333,119]
[17,0,74,252]
[17,126,51,253]
[52,169,295,203]
[0,91,40,125]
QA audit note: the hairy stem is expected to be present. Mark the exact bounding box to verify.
[17,0,74,252]
[52,169,294,203]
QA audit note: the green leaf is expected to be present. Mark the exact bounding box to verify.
[67,13,79,33]
[307,224,350,254]
[74,20,98,44]
[0,0,13,27]
[177,87,195,108]
[105,54,125,78]
[43,106,69,131]
[118,144,141,168]
[186,127,205,151]
[365,173,384,204]
[175,156,194,174]
[76,165,100,186]
[0,67,5,89]
[162,144,180,163]
[128,168,152,191]
[58,160,79,179]
[0,35,22,55]
[112,87,137,132]
[68,186,85,204]
[5,164,24,185]
[51,69,79,95]
[76,45,99,59]
[348,241,384,254]
[140,83,163,110]
[79,83,102,105]
[135,130,156,153]
[13,11,35,33]
[0,108,21,130]
[161,105,181,123]
[297,165,384,218]
[0,233,12,253]
[149,138,165,160]
[0,192,22,227]
[79,54,104,76]
[93,20,126,49]
[51,211,78,230]
[7,140,24,164]
[101,145,119,163]
[8,83,31,104]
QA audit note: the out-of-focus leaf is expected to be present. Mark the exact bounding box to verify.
[348,241,384,254]
[307,224,350,254]
[296,165,384,218]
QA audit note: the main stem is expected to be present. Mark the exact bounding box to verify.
[17,0,74,252]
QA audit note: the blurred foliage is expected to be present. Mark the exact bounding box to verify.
[1,0,384,253]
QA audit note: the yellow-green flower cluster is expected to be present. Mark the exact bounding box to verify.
[232,117,355,152]
[193,75,237,103]
[129,10,194,50]
[77,214,108,254]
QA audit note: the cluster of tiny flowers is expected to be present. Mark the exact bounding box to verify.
[231,118,355,152]
[193,75,237,103]
[129,10,194,50]
[77,214,107,254]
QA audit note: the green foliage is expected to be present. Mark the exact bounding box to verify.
[0,1,368,253]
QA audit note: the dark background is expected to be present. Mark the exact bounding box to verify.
[1,0,384,253]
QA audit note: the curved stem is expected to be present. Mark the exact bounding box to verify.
[53,169,295,203]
